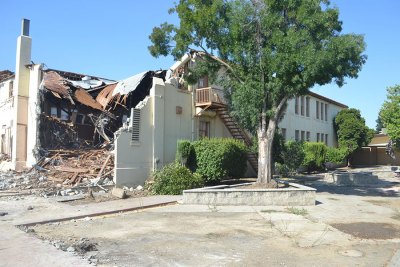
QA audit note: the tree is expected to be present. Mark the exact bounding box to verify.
[148,0,366,183]
[379,85,400,142]
[334,108,373,166]
[375,115,384,134]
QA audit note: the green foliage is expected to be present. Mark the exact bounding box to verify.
[149,0,366,181]
[379,85,400,142]
[151,163,204,195]
[191,138,247,183]
[375,116,384,134]
[286,207,308,216]
[175,140,193,166]
[325,147,348,165]
[334,109,373,155]
[302,142,327,172]
[282,141,305,174]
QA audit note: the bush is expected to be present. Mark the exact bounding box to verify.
[175,140,193,166]
[325,147,348,165]
[282,140,305,174]
[302,142,327,172]
[151,163,204,195]
[192,138,247,183]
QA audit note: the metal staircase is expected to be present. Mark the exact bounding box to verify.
[195,87,258,173]
[214,106,258,173]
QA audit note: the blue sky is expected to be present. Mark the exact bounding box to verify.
[1,0,399,129]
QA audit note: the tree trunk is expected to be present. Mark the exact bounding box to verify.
[257,118,277,184]
[257,96,288,184]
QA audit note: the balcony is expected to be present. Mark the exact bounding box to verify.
[195,87,226,108]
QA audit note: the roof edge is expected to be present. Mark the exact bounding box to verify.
[308,91,348,108]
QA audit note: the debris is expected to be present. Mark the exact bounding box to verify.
[0,212,8,216]
[111,187,126,199]
[136,185,143,191]
[27,206,34,210]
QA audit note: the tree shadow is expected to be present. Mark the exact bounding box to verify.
[310,181,399,198]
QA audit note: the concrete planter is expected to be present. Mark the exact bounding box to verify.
[183,182,316,206]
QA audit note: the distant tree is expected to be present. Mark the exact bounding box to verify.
[375,115,384,134]
[379,85,400,143]
[149,0,366,183]
[334,108,374,166]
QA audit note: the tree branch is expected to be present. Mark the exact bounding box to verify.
[194,47,244,85]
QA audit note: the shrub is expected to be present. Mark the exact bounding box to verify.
[175,140,193,166]
[151,163,204,195]
[282,140,305,174]
[325,147,348,165]
[302,142,327,172]
[192,138,247,183]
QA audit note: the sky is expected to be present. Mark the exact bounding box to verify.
[1,0,399,129]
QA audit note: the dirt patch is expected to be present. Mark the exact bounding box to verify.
[331,222,400,239]
[239,180,287,189]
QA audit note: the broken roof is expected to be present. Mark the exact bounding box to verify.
[0,70,15,83]
[41,68,167,112]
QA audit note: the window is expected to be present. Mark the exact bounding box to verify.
[9,81,13,98]
[75,114,84,124]
[281,128,287,141]
[321,133,324,143]
[50,107,58,117]
[198,76,208,88]
[295,97,299,114]
[306,131,310,141]
[320,102,324,120]
[317,133,320,142]
[316,101,319,119]
[300,96,305,116]
[60,110,69,121]
[325,104,328,121]
[301,130,305,141]
[306,97,310,117]
[199,121,210,138]
[325,134,328,145]
[295,130,299,141]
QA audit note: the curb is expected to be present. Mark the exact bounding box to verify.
[17,200,178,228]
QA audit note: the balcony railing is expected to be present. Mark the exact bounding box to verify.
[195,87,225,107]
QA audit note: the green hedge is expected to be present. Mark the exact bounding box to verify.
[191,138,247,183]
[151,163,204,195]
[302,142,327,172]
[282,140,305,174]
[325,147,348,164]
[175,140,193,166]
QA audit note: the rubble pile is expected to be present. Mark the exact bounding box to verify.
[34,149,114,186]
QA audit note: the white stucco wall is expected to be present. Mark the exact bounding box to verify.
[114,96,153,187]
[26,65,42,167]
[0,78,15,158]
[278,94,346,147]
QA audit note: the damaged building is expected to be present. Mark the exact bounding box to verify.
[1,19,246,187]
[3,19,346,188]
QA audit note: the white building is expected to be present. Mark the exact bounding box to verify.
[279,92,348,147]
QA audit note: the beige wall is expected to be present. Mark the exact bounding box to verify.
[353,147,400,166]
[114,76,246,186]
